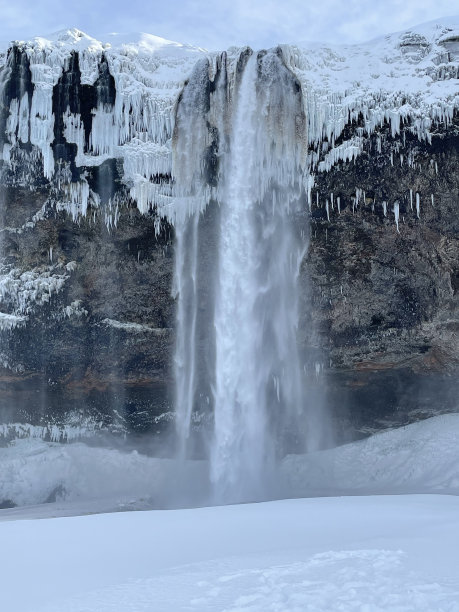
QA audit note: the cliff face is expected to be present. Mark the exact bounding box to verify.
[0,22,457,446]
[0,187,176,440]
[303,119,459,439]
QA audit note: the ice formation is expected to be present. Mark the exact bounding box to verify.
[282,20,458,152]
[0,29,205,221]
[0,19,456,225]
[62,300,88,319]
[0,419,104,444]
[0,263,74,326]
[102,318,168,334]
[394,201,400,232]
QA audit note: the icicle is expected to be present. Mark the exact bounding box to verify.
[18,93,30,144]
[416,193,420,218]
[305,174,314,211]
[393,201,400,233]
[57,181,91,221]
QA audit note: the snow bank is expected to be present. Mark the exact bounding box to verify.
[282,413,459,496]
[0,439,154,506]
[0,437,208,508]
[1,414,459,510]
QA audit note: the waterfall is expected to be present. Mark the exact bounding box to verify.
[173,212,199,457]
[172,58,215,459]
[172,49,307,502]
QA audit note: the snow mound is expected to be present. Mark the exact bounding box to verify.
[282,413,459,496]
[0,438,208,508]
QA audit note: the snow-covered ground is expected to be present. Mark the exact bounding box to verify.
[0,436,211,511]
[1,414,459,610]
[2,495,459,611]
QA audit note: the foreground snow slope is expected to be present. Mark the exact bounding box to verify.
[1,414,459,611]
[1,495,459,612]
[1,417,459,610]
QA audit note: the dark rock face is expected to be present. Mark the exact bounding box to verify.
[0,185,176,442]
[0,45,457,448]
[302,117,459,439]
[0,46,177,446]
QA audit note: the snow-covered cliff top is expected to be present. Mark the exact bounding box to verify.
[2,17,457,102]
[0,19,457,220]
[284,17,459,151]
[0,27,205,64]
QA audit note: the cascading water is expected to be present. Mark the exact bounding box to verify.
[211,51,306,501]
[172,49,307,502]
[172,58,214,459]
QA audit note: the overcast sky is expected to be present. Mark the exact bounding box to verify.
[0,0,456,50]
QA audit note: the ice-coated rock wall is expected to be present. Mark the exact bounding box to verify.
[0,19,457,447]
